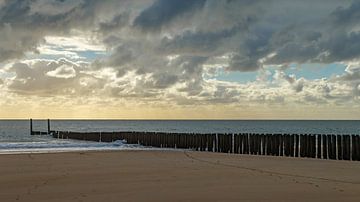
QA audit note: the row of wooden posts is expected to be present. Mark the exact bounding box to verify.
[52,131,360,161]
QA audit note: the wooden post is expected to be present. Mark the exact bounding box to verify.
[215,134,219,152]
[258,134,261,155]
[332,135,337,160]
[307,134,311,157]
[323,135,327,159]
[344,135,350,160]
[272,134,276,156]
[30,118,33,135]
[284,135,288,157]
[312,135,316,158]
[306,135,310,157]
[47,119,51,134]
[268,134,272,155]
[352,135,358,161]
[261,134,264,155]
[267,134,272,155]
[328,135,333,159]
[290,134,295,157]
[294,134,299,157]
[240,134,244,154]
[250,134,254,154]
[316,135,320,158]
[300,134,304,157]
[279,134,283,156]
[337,135,343,160]
[354,135,360,161]
[207,134,211,151]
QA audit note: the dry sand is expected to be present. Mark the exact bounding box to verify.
[0,150,359,202]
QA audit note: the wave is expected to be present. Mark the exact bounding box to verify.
[0,139,143,154]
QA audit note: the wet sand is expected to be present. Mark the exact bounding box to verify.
[0,150,359,201]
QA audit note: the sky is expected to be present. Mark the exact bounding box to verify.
[0,0,360,119]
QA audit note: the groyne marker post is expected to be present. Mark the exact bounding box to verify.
[47,119,51,134]
[30,118,33,135]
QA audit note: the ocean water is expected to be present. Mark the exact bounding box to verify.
[0,120,359,153]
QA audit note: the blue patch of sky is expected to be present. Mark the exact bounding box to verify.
[284,63,346,80]
[77,50,107,61]
[26,48,107,62]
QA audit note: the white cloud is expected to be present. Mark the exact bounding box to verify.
[44,35,106,52]
[46,64,76,79]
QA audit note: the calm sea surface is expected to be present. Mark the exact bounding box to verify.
[0,120,359,153]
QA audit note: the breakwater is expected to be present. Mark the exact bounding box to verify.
[52,131,360,161]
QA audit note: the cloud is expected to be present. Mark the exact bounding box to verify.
[331,1,360,28]
[0,0,359,113]
[28,0,84,16]
[133,0,206,31]
[98,13,129,34]
[159,24,242,56]
[0,0,104,62]
[46,64,76,79]
[334,62,360,82]
[5,58,106,96]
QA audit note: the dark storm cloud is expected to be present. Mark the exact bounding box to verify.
[159,22,251,56]
[1,0,357,70]
[320,32,360,63]
[98,13,129,34]
[0,0,98,62]
[223,0,360,71]
[227,29,271,71]
[133,0,206,31]
[331,1,360,28]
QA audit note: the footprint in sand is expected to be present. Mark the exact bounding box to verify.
[291,179,299,183]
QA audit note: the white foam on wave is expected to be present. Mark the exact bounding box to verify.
[0,139,147,154]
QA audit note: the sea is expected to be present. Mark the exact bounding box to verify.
[0,120,359,154]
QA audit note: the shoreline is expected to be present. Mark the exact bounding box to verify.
[0,147,182,155]
[1,150,359,201]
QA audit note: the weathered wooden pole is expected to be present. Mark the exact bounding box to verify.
[300,134,304,157]
[30,118,33,135]
[352,135,358,161]
[344,135,350,160]
[322,135,327,159]
[279,134,283,156]
[290,134,295,157]
[294,134,299,157]
[316,135,320,158]
[332,135,336,159]
[337,135,343,160]
[47,119,51,134]
[240,134,244,154]
[354,135,360,161]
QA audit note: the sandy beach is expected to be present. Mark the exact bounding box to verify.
[0,150,359,202]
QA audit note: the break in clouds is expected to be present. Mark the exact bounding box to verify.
[0,0,360,111]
